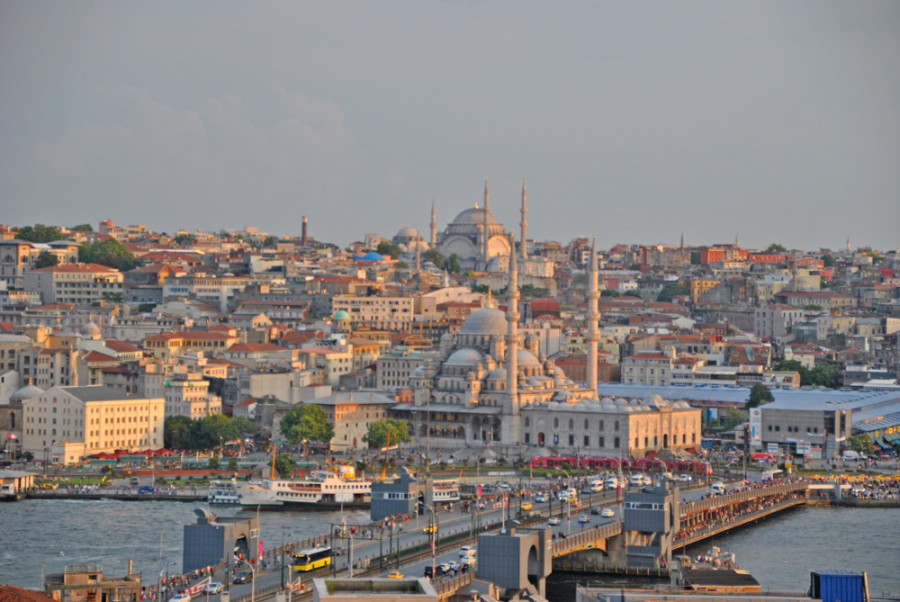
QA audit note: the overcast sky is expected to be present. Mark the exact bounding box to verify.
[2,1,898,251]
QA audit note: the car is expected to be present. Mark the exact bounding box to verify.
[387,571,404,579]
[534,493,548,503]
[438,563,451,574]
[578,515,589,524]
[233,570,253,584]
[591,506,601,515]
[446,561,460,571]
[679,474,693,482]
[548,517,561,526]
[170,595,191,602]
[423,524,437,534]
[459,545,477,558]
[520,501,533,511]
[643,475,653,485]
[498,482,510,491]
[203,583,224,595]
[461,556,477,567]
[137,486,158,494]
[601,508,615,518]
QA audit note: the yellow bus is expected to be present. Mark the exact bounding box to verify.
[293,546,332,572]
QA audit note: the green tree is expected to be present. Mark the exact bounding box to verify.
[623,290,642,298]
[846,434,873,457]
[208,456,220,470]
[103,292,124,303]
[765,243,787,253]
[657,282,690,303]
[194,414,239,450]
[364,418,412,449]
[174,233,194,246]
[422,249,444,269]
[601,289,620,297]
[395,261,409,269]
[803,304,823,312]
[163,416,194,450]
[747,383,775,408]
[273,454,296,479]
[262,235,279,248]
[137,303,157,313]
[519,284,551,298]
[34,251,59,269]
[280,404,334,454]
[227,457,239,472]
[822,254,835,267]
[231,416,259,438]
[17,224,65,243]
[447,253,460,274]
[776,359,813,387]
[69,224,93,232]
[810,361,842,389]
[78,239,136,271]
[376,240,402,259]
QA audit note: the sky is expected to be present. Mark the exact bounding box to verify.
[1,1,899,251]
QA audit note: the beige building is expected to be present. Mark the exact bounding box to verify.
[163,371,222,420]
[332,295,415,331]
[21,385,165,459]
[24,263,123,305]
[622,352,673,386]
[0,239,79,288]
[312,391,395,452]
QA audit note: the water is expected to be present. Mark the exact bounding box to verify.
[0,499,370,588]
[547,505,900,601]
[1,500,898,598]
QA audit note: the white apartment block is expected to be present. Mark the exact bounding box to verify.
[754,304,805,340]
[21,385,164,459]
[24,263,123,305]
[332,295,415,331]
[621,352,672,386]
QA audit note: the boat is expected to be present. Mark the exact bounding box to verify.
[207,481,241,504]
[235,465,371,510]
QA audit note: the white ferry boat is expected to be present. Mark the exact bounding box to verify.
[236,466,371,510]
[207,481,241,504]
[432,478,460,506]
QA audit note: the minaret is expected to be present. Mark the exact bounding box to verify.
[586,236,599,395]
[416,241,421,272]
[735,231,740,248]
[481,184,490,269]
[680,231,684,252]
[302,216,308,247]
[847,235,851,252]
[520,180,528,260]
[506,233,519,416]
[430,199,437,247]
[792,252,799,292]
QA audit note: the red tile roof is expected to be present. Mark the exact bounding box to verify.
[0,585,57,602]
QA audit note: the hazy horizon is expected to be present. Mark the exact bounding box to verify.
[2,2,898,251]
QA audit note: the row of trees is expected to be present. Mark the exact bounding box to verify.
[776,360,842,389]
[163,415,258,450]
[278,404,412,452]
[78,239,137,271]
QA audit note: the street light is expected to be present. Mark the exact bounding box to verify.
[424,504,438,580]
[247,561,256,602]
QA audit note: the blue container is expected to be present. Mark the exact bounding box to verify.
[810,571,868,602]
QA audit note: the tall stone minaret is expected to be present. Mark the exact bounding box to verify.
[680,231,684,252]
[586,236,599,395]
[735,231,740,248]
[506,233,520,417]
[416,241,421,272]
[484,178,490,211]
[520,180,528,260]
[847,235,851,252]
[430,199,437,247]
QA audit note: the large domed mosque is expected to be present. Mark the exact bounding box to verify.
[391,235,701,459]
[433,180,512,272]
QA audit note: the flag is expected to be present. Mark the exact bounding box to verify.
[460,469,464,479]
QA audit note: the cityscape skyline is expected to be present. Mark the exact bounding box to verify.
[2,2,898,250]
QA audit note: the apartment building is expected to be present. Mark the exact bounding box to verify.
[331,295,415,331]
[24,263,123,305]
[0,240,79,288]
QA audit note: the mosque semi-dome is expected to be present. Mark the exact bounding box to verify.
[446,348,484,367]
[516,348,541,366]
[460,308,507,336]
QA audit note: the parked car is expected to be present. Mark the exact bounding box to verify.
[170,595,191,602]
[203,583,224,595]
[137,486,158,494]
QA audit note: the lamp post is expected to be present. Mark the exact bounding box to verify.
[561,470,572,534]
[424,504,438,580]
[247,561,256,602]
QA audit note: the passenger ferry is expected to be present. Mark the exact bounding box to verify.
[207,481,241,504]
[235,465,371,510]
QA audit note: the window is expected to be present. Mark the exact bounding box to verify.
[568,435,574,446]
[599,436,605,447]
[554,418,559,428]
[584,435,589,446]
[599,420,604,430]
[614,437,620,448]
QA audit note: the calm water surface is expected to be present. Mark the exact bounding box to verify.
[1,500,897,598]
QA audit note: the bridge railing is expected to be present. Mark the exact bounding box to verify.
[675,496,806,547]
[551,521,622,557]
[679,482,807,515]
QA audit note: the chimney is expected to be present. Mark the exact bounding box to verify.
[302,216,308,247]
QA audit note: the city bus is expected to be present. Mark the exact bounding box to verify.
[292,546,333,572]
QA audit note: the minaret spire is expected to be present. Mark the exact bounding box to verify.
[484,178,490,212]
[416,240,421,272]
[506,232,519,416]
[680,231,684,252]
[520,180,528,261]
[586,236,599,395]
[481,187,490,269]
[430,199,437,247]
[735,231,740,248]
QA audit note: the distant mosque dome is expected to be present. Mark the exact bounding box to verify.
[333,310,351,321]
[460,308,507,336]
[393,225,422,247]
[11,383,43,403]
[448,207,501,228]
[81,320,101,339]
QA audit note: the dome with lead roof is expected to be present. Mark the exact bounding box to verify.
[517,349,540,366]
[446,348,484,367]
[460,308,507,336]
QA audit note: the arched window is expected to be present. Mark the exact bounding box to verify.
[584,419,589,430]
[568,418,574,429]
[553,418,559,428]
[524,417,530,427]
[599,420,604,430]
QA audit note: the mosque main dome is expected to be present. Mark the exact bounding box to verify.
[460,308,507,336]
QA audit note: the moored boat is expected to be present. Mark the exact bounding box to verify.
[235,465,371,510]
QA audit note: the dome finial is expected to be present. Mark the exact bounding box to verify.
[486,289,494,309]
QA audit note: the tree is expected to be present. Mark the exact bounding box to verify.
[174,234,194,246]
[376,241,402,259]
[623,290,642,298]
[208,456,220,470]
[231,416,259,438]
[34,251,59,269]
[519,284,551,298]
[810,361,842,389]
[775,360,812,387]
[395,261,409,269]
[280,404,334,454]
[747,383,775,408]
[822,254,835,267]
[803,304,823,312]
[273,454,296,479]
[227,457,239,472]
[262,235,279,248]
[765,243,787,253]
[447,253,460,274]
[657,282,690,303]
[78,239,136,271]
[69,224,93,232]
[16,224,65,243]
[422,249,444,269]
[601,289,620,297]
[364,418,412,450]
[164,416,194,450]
[846,434,873,457]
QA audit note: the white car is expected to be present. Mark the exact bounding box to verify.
[548,517,561,526]
[679,474,693,482]
[578,515,590,524]
[534,493,548,503]
[170,595,191,602]
[642,475,653,485]
[601,508,615,518]
[204,583,224,595]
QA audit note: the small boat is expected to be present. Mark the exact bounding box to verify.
[208,481,241,504]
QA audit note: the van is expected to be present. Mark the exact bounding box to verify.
[711,482,726,495]
[605,477,619,490]
[629,474,643,487]
[841,450,863,461]
[459,545,476,559]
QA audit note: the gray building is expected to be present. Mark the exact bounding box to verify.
[622,481,680,568]
[476,525,552,597]
[182,508,259,573]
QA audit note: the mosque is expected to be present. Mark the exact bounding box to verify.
[391,235,702,459]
